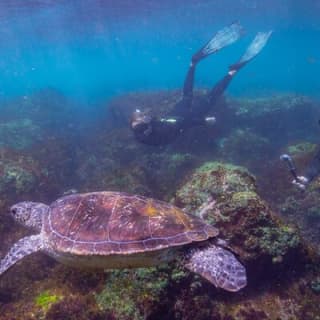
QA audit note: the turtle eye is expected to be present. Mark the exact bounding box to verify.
[11,208,17,215]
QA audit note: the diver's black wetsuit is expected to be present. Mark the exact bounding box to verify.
[131,25,272,146]
[132,63,236,146]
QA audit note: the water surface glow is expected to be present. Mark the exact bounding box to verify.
[0,0,319,104]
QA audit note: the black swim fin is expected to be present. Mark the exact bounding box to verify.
[192,21,245,63]
[230,30,272,71]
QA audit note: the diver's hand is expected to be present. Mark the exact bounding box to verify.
[292,176,309,190]
[143,125,152,136]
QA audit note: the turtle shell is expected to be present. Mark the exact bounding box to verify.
[43,191,218,255]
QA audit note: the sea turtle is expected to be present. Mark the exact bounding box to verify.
[0,191,246,292]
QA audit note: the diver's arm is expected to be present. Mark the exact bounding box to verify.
[280,154,299,181]
[132,116,184,146]
[280,154,308,190]
[280,149,320,190]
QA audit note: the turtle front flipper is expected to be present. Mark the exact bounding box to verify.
[185,245,247,292]
[0,235,43,276]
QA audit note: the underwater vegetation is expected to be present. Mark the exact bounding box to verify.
[174,162,306,270]
[35,291,62,313]
[95,268,174,320]
[0,119,42,150]
[0,89,320,319]
[0,148,44,203]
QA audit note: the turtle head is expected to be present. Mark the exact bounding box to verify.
[10,201,49,231]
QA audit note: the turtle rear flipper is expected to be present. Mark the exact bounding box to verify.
[0,235,43,276]
[185,245,247,292]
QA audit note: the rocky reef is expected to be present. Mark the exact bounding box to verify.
[0,147,51,215]
[227,94,320,145]
[174,162,309,276]
[0,119,43,150]
[0,89,320,319]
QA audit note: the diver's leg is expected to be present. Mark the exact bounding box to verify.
[174,62,197,116]
[173,22,244,116]
[208,30,272,104]
[184,22,244,98]
[208,73,234,104]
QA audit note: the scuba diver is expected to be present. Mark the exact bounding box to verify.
[130,22,272,146]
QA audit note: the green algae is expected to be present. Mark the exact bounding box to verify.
[197,161,249,175]
[35,291,61,312]
[45,295,104,320]
[175,160,305,270]
[230,94,314,117]
[287,142,317,157]
[231,191,259,208]
[254,225,300,262]
[168,153,193,171]
[96,268,170,320]
[218,129,270,165]
[0,162,36,193]
[0,118,42,150]
[176,161,256,212]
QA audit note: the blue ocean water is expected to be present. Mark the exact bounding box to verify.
[1,3,320,318]
[0,0,319,105]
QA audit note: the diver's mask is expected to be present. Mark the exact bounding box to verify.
[131,109,153,136]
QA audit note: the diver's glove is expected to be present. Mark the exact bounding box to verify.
[292,176,309,191]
